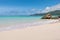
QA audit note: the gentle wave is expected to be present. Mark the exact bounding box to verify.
[0,19,58,32]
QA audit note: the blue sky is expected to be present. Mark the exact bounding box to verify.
[0,0,60,8]
[0,0,60,15]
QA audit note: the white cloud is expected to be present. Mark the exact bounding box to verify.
[41,7,50,13]
[31,8,36,11]
[0,7,26,15]
[30,8,41,14]
[46,7,50,10]
[41,4,60,13]
[0,3,60,15]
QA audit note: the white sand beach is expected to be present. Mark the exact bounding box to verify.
[0,21,60,40]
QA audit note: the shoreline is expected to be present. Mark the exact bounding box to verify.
[0,21,60,40]
[0,19,59,32]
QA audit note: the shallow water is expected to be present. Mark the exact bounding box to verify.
[0,16,58,31]
[0,16,41,27]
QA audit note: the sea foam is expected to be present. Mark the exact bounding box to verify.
[0,19,58,32]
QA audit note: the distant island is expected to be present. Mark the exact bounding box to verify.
[30,10,60,16]
[30,10,60,19]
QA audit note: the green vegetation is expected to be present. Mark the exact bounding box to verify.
[30,10,60,16]
[41,13,52,19]
[30,10,60,19]
[41,13,58,19]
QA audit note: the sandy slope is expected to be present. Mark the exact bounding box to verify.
[0,22,60,40]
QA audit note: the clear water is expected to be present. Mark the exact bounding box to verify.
[0,16,43,31]
[0,16,42,27]
[0,16,58,31]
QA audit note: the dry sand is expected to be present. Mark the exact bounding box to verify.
[0,22,60,40]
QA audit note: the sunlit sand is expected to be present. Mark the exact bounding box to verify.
[0,21,60,40]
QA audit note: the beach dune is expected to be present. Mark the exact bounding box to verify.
[0,22,60,40]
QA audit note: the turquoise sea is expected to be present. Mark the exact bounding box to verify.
[0,16,42,26]
[0,16,42,31]
[0,16,58,31]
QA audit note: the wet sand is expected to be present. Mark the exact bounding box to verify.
[0,22,60,40]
